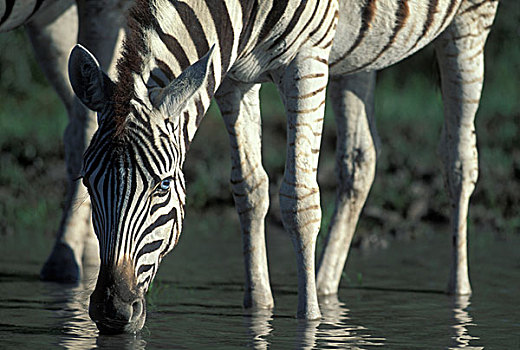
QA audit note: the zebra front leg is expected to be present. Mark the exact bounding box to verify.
[316,71,378,296]
[276,48,332,320]
[32,0,127,281]
[434,1,498,295]
[215,81,274,310]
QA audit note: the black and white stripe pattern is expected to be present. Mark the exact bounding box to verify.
[75,0,499,331]
[81,0,338,296]
[318,0,499,297]
[0,0,49,32]
[83,103,186,290]
[330,0,466,74]
[2,1,132,286]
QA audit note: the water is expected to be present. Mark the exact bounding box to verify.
[1,225,519,349]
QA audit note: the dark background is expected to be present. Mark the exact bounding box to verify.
[0,2,518,253]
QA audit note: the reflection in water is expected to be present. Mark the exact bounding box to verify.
[295,319,320,349]
[258,295,384,349]
[449,295,482,350]
[95,333,147,349]
[47,266,147,350]
[43,280,484,349]
[42,275,98,349]
[241,295,384,349]
[2,232,518,348]
[243,309,273,350]
[317,294,385,349]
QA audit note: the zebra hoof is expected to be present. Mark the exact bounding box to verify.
[40,243,81,283]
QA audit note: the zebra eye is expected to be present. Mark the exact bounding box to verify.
[159,178,171,191]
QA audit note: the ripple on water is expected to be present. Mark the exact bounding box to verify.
[1,232,519,348]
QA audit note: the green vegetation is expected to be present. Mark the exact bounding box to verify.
[0,30,67,242]
[0,4,518,252]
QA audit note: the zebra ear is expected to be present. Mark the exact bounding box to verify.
[149,45,215,117]
[69,44,115,113]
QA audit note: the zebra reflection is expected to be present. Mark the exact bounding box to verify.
[291,295,384,349]
[48,269,146,350]
[449,295,482,349]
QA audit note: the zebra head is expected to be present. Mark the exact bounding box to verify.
[68,44,213,333]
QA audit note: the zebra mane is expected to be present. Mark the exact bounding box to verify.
[113,0,155,138]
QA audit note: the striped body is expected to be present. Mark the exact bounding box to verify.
[0,0,54,32]
[84,0,337,276]
[0,0,128,284]
[331,0,463,74]
[82,0,336,275]
[318,0,499,295]
[73,0,338,333]
[70,0,499,333]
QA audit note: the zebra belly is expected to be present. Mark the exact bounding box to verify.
[227,0,338,84]
[0,0,59,32]
[329,0,462,75]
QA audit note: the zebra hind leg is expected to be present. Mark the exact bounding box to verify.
[215,81,274,310]
[434,1,498,295]
[316,71,378,296]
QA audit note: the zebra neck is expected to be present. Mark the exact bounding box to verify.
[131,0,249,145]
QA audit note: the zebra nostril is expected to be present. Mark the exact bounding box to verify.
[130,298,144,322]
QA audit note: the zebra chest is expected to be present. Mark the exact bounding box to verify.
[225,0,339,84]
[227,46,299,84]
[329,0,463,75]
[226,31,315,84]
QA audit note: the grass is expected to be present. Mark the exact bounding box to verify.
[0,81,66,238]
[0,4,519,251]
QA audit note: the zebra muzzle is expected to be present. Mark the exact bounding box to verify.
[89,265,146,334]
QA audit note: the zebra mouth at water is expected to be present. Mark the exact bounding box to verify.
[89,296,147,334]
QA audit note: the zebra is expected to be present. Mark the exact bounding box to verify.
[318,0,499,297]
[0,0,129,282]
[67,0,498,333]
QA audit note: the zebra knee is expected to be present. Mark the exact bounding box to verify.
[336,143,377,204]
[231,167,270,224]
[438,134,479,204]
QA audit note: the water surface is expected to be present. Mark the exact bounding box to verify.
[1,226,519,349]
